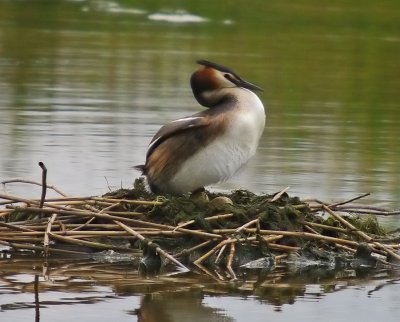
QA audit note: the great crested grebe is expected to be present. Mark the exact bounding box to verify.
[136,60,266,195]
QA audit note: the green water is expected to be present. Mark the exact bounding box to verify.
[1,0,399,207]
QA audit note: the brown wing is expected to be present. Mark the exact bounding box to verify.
[142,109,229,193]
[146,115,210,159]
[133,115,210,175]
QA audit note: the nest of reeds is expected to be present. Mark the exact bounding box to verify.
[1,167,400,280]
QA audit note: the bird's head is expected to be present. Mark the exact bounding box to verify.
[190,60,262,107]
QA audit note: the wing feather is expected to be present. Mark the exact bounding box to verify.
[146,115,210,159]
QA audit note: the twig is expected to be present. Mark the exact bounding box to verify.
[235,218,259,233]
[193,262,221,281]
[271,186,290,202]
[226,242,237,279]
[70,217,96,231]
[34,275,39,322]
[0,239,87,255]
[44,214,57,256]
[334,208,400,216]
[38,162,47,209]
[0,222,36,232]
[236,228,361,248]
[194,238,234,266]
[174,213,233,231]
[115,221,189,271]
[262,241,300,252]
[329,192,371,207]
[10,206,222,239]
[174,240,212,258]
[304,223,355,253]
[1,178,68,197]
[301,221,348,234]
[91,197,163,206]
[48,232,131,251]
[275,254,288,262]
[323,205,400,261]
[215,244,227,264]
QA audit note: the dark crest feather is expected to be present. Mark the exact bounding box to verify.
[196,60,243,81]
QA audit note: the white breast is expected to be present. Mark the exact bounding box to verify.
[167,89,265,194]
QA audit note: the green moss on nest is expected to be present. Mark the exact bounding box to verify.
[142,185,308,232]
[323,215,386,237]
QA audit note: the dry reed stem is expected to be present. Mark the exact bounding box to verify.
[336,208,400,216]
[48,232,131,252]
[102,211,143,216]
[44,214,57,255]
[301,221,348,234]
[1,178,68,197]
[271,186,290,202]
[275,254,288,262]
[115,221,189,271]
[304,223,356,253]
[193,262,221,281]
[262,241,300,252]
[328,192,371,207]
[215,244,227,264]
[174,240,212,258]
[0,222,36,232]
[70,217,96,231]
[323,205,400,261]
[227,242,237,279]
[0,239,87,255]
[0,237,43,242]
[303,224,319,235]
[0,230,185,238]
[0,209,15,213]
[38,162,47,209]
[307,196,400,215]
[11,206,222,239]
[264,235,285,243]
[99,201,122,213]
[91,197,163,206]
[235,218,259,233]
[1,192,133,220]
[174,213,233,231]
[3,223,151,231]
[0,211,12,218]
[194,238,234,266]
[240,228,361,248]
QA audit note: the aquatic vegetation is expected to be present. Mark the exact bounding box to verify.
[1,177,400,280]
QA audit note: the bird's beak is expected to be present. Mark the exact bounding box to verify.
[238,78,263,92]
[226,72,263,92]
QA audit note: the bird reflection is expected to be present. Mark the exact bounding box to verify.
[136,293,234,322]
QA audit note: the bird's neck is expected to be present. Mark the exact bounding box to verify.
[217,88,264,112]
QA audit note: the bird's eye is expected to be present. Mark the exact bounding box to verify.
[224,73,239,86]
[224,73,235,82]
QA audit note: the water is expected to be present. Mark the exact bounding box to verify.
[1,0,400,321]
[1,257,399,322]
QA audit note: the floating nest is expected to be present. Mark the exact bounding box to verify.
[1,175,400,280]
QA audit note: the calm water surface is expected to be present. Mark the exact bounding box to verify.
[1,0,400,321]
[1,256,399,322]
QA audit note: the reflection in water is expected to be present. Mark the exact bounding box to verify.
[136,293,233,322]
[0,255,399,321]
[34,275,39,322]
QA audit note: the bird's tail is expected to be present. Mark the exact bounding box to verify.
[133,164,146,174]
